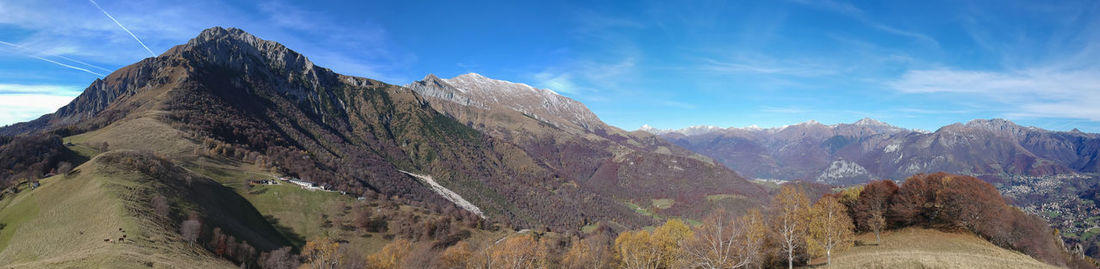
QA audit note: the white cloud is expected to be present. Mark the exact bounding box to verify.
[0,85,81,125]
[890,68,1100,121]
[531,56,637,96]
[0,83,82,94]
[533,72,578,95]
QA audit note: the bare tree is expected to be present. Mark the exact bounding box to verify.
[57,161,73,175]
[261,246,299,269]
[181,215,202,247]
[680,209,765,269]
[152,194,170,218]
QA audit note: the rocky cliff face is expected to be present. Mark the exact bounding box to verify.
[652,118,1100,185]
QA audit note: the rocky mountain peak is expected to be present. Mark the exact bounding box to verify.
[409,73,604,132]
[173,27,319,78]
[444,73,553,96]
[854,117,890,127]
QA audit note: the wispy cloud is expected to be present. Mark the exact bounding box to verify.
[87,0,156,57]
[701,57,839,77]
[788,0,939,47]
[0,40,108,76]
[890,68,1100,120]
[532,56,637,95]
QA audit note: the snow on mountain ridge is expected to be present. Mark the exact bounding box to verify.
[408,73,604,132]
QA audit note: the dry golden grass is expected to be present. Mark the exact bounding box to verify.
[0,156,233,268]
[66,116,199,158]
[811,228,1056,269]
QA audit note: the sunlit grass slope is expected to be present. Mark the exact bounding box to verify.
[815,228,1056,269]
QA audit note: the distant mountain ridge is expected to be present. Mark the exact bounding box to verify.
[408,73,764,219]
[647,118,1100,185]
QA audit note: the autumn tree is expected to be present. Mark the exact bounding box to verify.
[437,241,472,269]
[614,219,692,269]
[535,234,567,269]
[680,208,765,269]
[366,239,411,269]
[771,184,810,269]
[888,173,945,227]
[302,237,341,269]
[493,235,539,269]
[940,175,1004,231]
[853,180,897,244]
[808,195,854,265]
[562,234,613,269]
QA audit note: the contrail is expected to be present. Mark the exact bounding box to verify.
[0,41,106,77]
[87,0,156,57]
[30,55,106,77]
[0,40,113,73]
[54,55,113,73]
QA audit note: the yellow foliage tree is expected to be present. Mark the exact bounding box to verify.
[614,219,693,269]
[437,241,472,269]
[562,234,612,269]
[468,234,538,269]
[302,237,340,269]
[493,234,538,269]
[772,184,811,269]
[366,239,411,269]
[808,195,854,265]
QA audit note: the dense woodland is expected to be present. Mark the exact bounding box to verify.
[0,133,71,192]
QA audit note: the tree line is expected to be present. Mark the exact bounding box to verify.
[266,172,1095,269]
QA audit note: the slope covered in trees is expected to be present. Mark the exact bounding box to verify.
[0,133,73,191]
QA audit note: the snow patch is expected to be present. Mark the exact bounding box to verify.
[399,170,485,219]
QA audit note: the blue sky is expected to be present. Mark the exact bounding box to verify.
[1,0,1099,132]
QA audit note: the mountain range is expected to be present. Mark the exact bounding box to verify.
[0,26,1097,267]
[645,118,1100,185]
[0,27,761,231]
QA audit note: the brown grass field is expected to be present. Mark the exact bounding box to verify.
[810,228,1056,269]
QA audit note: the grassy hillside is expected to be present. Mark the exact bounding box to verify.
[0,152,234,268]
[813,228,1057,269]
